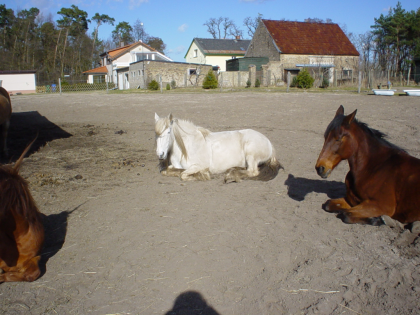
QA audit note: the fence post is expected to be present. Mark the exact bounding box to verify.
[160,75,162,93]
[287,71,291,92]
[59,78,62,95]
[358,71,361,94]
[407,68,411,86]
[106,80,109,93]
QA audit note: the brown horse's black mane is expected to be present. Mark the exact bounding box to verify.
[326,115,405,152]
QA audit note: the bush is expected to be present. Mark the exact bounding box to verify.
[148,80,159,90]
[290,76,298,87]
[170,80,176,89]
[246,79,251,88]
[166,83,170,90]
[295,69,314,89]
[322,77,330,88]
[202,69,218,89]
[255,78,261,87]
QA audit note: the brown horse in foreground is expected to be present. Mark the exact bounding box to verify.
[315,105,420,225]
[0,87,12,157]
[0,140,44,282]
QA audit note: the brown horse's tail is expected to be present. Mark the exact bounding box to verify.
[254,147,284,181]
[0,86,11,108]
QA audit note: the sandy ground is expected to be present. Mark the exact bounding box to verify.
[1,90,420,315]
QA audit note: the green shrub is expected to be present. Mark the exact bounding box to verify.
[295,69,314,89]
[148,80,159,90]
[322,77,330,88]
[291,76,298,87]
[246,79,251,88]
[202,69,218,89]
[170,80,176,89]
[255,78,261,87]
[166,83,170,90]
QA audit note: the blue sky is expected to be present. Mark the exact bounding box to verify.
[3,0,419,62]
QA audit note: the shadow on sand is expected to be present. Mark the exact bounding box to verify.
[4,111,72,163]
[39,203,85,278]
[284,173,346,202]
[165,291,220,315]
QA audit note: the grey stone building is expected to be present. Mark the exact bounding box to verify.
[129,60,213,89]
[245,19,360,84]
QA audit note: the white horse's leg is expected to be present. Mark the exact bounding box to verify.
[180,165,211,181]
[224,155,260,183]
[161,165,185,177]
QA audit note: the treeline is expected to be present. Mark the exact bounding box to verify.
[0,4,165,85]
[342,2,419,76]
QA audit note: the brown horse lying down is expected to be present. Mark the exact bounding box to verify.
[315,105,420,225]
[0,86,12,157]
[0,141,44,282]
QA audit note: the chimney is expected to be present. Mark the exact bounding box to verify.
[235,36,241,40]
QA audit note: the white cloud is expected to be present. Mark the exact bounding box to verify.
[129,0,148,10]
[178,23,188,33]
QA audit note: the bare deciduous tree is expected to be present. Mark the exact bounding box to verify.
[203,17,238,39]
[243,14,263,38]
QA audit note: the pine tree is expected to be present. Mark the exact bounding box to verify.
[202,69,218,89]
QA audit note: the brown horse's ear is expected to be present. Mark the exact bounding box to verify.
[343,109,357,126]
[168,113,173,121]
[335,105,344,117]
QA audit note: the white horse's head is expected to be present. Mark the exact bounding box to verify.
[155,113,174,160]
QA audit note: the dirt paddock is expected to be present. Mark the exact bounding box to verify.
[1,91,420,314]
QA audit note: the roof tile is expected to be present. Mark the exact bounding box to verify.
[262,20,359,56]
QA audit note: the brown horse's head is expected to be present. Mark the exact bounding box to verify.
[315,105,357,178]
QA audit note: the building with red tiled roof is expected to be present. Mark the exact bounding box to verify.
[83,41,172,88]
[245,20,359,85]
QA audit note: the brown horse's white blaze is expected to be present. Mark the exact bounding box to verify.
[315,106,356,178]
[0,139,44,282]
[315,105,420,225]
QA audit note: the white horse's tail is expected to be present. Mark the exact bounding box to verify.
[254,147,284,181]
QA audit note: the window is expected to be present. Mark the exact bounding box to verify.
[193,49,198,58]
[93,75,105,83]
[189,69,197,75]
[138,70,141,76]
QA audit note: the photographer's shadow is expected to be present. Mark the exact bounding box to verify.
[165,291,220,315]
[284,174,345,202]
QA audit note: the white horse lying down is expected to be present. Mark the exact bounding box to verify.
[154,113,283,182]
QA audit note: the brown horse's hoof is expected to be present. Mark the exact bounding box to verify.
[367,217,385,226]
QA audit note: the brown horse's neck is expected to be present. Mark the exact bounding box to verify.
[347,123,395,174]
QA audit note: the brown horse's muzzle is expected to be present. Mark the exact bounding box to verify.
[315,164,332,178]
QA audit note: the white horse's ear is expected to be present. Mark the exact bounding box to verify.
[155,113,160,123]
[169,113,173,121]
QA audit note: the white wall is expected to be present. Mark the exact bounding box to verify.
[0,73,36,94]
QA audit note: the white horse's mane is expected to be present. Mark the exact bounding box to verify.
[155,115,211,161]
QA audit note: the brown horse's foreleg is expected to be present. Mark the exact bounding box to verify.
[338,201,390,225]
[324,198,351,212]
[0,256,41,282]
